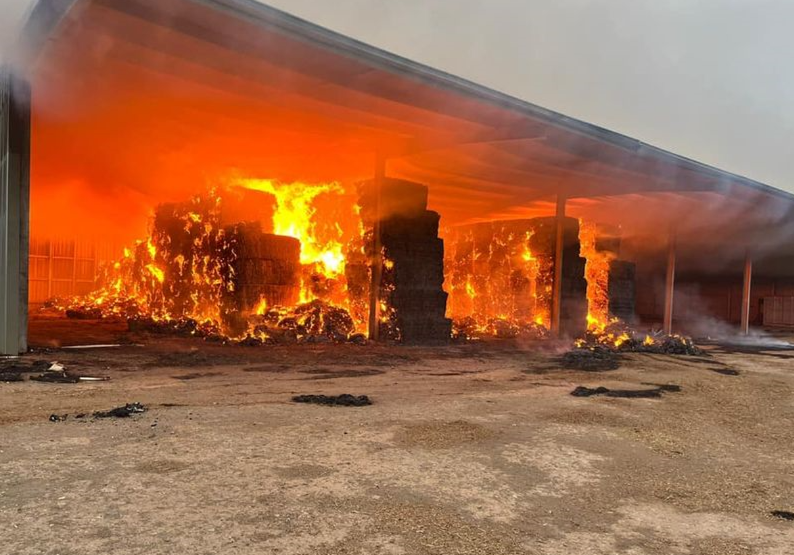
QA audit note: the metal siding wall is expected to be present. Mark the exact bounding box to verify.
[0,69,30,355]
[0,69,16,354]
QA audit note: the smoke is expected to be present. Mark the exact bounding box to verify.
[266,0,794,194]
[667,283,793,347]
[0,0,35,65]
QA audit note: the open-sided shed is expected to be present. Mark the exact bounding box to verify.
[2,0,793,353]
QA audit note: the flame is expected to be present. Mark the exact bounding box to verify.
[253,296,268,315]
[579,221,613,331]
[230,178,346,274]
[447,227,550,337]
[56,180,374,340]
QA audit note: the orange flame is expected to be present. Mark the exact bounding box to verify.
[579,221,612,330]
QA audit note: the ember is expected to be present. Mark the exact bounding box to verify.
[453,316,548,341]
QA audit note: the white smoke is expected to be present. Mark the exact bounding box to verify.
[0,0,35,65]
[668,284,794,347]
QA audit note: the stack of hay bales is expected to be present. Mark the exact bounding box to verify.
[359,178,452,343]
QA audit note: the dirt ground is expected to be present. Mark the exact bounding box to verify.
[2,318,794,554]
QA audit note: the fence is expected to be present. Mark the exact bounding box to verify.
[28,237,124,305]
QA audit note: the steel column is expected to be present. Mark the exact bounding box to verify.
[662,230,676,335]
[0,70,31,355]
[551,193,566,337]
[740,253,753,335]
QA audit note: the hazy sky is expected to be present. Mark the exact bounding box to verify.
[4,0,793,191]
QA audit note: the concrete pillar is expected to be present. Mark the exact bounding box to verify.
[662,230,676,335]
[551,193,566,337]
[367,153,386,340]
[740,253,753,335]
[0,70,31,355]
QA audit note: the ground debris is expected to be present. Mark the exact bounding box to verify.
[571,384,681,398]
[31,371,82,384]
[1,359,51,382]
[93,402,147,418]
[712,367,740,376]
[771,510,794,521]
[291,394,372,407]
[561,346,621,371]
[30,366,109,384]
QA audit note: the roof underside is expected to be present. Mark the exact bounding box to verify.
[19,0,794,265]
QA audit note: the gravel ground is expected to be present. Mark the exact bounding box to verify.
[1,319,793,554]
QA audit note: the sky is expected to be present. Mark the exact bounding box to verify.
[3,0,793,191]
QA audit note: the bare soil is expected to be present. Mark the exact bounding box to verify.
[1,318,793,554]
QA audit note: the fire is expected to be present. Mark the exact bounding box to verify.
[253,297,268,315]
[56,179,372,341]
[230,178,347,274]
[579,221,613,330]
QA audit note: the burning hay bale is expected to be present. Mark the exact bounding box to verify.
[52,183,371,344]
[445,216,586,339]
[291,394,372,407]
